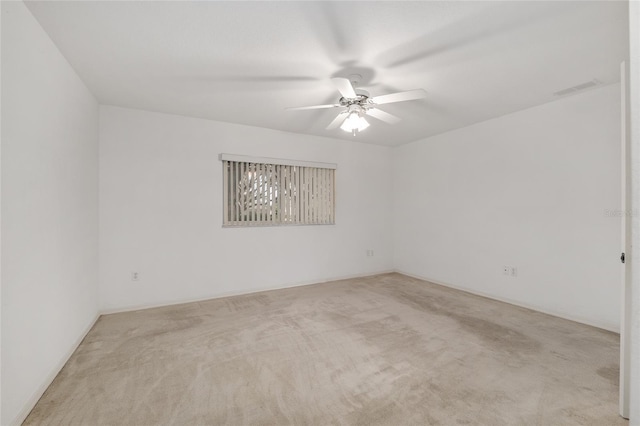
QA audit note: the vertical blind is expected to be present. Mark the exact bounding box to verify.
[221,156,336,226]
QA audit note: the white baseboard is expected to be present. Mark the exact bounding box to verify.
[100,270,396,315]
[10,313,101,426]
[394,270,620,334]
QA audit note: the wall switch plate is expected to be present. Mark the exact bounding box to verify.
[503,266,510,275]
[131,272,140,281]
[510,267,518,277]
[366,250,374,257]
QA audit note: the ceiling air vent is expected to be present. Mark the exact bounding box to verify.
[553,79,601,97]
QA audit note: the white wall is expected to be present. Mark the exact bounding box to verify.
[1,2,99,425]
[393,83,622,331]
[99,106,393,311]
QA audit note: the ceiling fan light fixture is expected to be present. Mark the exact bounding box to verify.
[340,112,369,133]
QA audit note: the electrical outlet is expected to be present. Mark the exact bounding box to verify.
[503,265,518,277]
[131,272,140,281]
[366,250,374,257]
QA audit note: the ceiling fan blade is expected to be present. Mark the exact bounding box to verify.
[286,104,340,111]
[326,112,347,130]
[331,77,357,99]
[366,108,401,124]
[370,89,427,105]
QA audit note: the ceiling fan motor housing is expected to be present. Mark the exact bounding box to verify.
[339,93,371,109]
[345,104,365,115]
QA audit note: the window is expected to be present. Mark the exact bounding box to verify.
[220,154,336,226]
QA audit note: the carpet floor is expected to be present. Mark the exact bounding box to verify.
[25,273,625,425]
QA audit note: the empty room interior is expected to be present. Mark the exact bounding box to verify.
[2,1,640,425]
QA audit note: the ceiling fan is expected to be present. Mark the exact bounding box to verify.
[286,75,427,135]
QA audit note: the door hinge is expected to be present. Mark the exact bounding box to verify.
[621,252,625,264]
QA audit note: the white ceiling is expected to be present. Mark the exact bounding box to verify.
[25,1,628,147]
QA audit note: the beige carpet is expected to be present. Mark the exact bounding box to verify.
[25,273,625,425]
